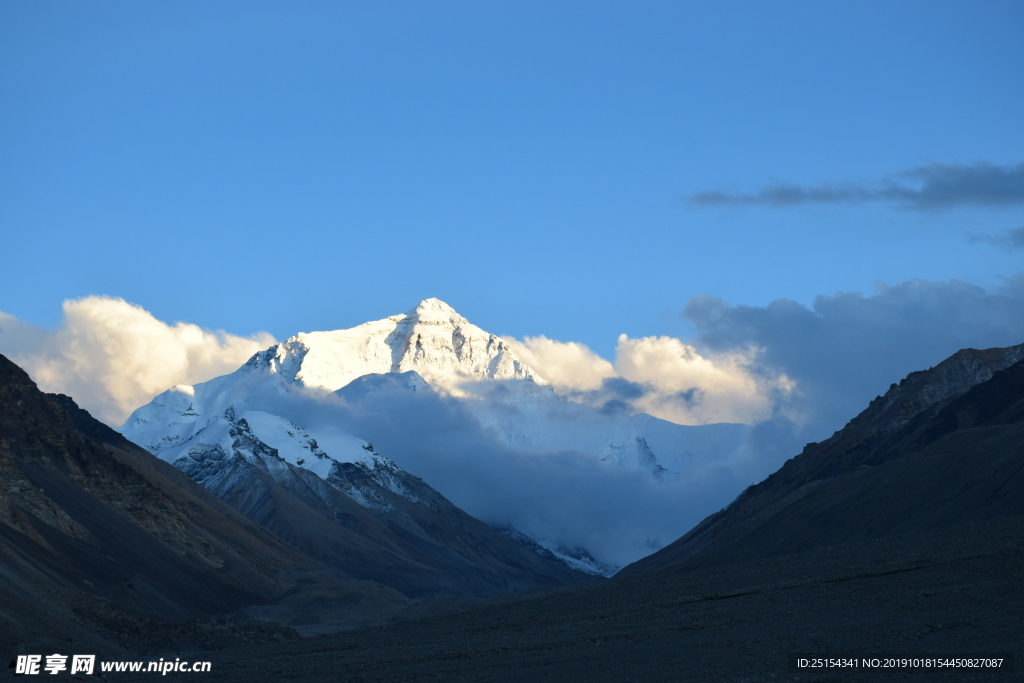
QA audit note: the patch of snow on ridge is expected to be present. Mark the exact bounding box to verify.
[543,544,619,578]
[119,384,199,433]
[329,446,424,507]
[498,527,618,576]
[240,411,374,476]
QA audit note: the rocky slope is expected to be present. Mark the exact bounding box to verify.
[619,343,1024,576]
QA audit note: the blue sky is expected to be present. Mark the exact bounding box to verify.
[2,0,1022,359]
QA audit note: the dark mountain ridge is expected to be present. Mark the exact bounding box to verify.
[0,353,327,652]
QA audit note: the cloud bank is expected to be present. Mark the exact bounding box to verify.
[265,383,750,568]
[505,334,794,425]
[689,161,1024,211]
[682,277,1024,441]
[0,297,275,425]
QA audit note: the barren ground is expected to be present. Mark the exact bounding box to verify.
[109,514,1022,683]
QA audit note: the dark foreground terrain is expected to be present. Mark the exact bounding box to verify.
[106,513,1021,682]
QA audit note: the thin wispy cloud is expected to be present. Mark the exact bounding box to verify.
[689,162,1024,211]
[967,226,1024,250]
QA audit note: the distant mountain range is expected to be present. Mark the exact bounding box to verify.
[120,298,749,572]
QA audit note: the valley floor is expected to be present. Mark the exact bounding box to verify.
[112,513,1023,682]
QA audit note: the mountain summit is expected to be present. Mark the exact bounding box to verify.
[247,298,543,393]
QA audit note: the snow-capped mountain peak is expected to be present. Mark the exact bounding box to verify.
[119,298,752,574]
[246,298,545,393]
[409,296,463,320]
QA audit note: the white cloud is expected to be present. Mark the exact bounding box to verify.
[0,297,274,425]
[507,333,794,426]
[613,334,793,424]
[504,335,615,391]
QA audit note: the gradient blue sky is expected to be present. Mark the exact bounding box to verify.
[2,0,1022,358]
